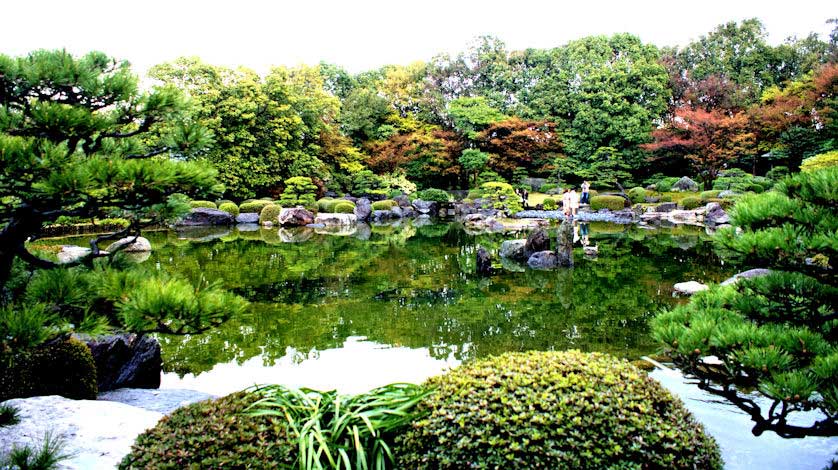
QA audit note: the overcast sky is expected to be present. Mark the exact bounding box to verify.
[2,0,834,76]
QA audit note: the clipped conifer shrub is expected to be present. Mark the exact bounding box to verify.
[188,200,217,209]
[371,200,397,211]
[680,196,703,210]
[542,198,558,210]
[415,188,451,204]
[334,202,356,214]
[118,391,296,469]
[626,186,647,204]
[259,204,282,225]
[316,198,334,212]
[590,195,626,211]
[0,338,98,402]
[394,350,722,469]
[217,202,239,217]
[239,200,273,214]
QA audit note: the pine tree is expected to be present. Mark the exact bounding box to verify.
[652,167,838,437]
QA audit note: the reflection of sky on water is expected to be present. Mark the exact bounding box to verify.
[161,336,462,396]
[650,368,838,470]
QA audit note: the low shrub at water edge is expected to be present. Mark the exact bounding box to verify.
[259,204,282,225]
[542,197,558,210]
[626,186,646,203]
[0,338,98,402]
[372,199,397,211]
[394,350,722,469]
[415,188,451,203]
[590,195,626,211]
[334,201,356,214]
[217,202,239,217]
[680,196,703,210]
[239,200,273,214]
[188,200,217,209]
[316,197,334,212]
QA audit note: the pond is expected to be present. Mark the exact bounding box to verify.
[52,220,837,469]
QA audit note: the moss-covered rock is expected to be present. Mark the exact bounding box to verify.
[119,391,295,469]
[0,338,97,402]
[590,195,626,211]
[394,350,722,469]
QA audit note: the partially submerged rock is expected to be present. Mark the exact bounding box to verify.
[235,212,259,224]
[720,268,772,286]
[476,247,494,276]
[84,334,162,392]
[499,239,527,261]
[527,250,558,269]
[673,281,708,296]
[105,236,151,253]
[176,208,234,227]
[315,213,357,226]
[278,207,315,226]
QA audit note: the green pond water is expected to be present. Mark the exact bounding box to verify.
[50,221,837,469]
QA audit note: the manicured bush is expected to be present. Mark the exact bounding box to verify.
[119,391,297,469]
[590,195,626,211]
[316,197,334,212]
[680,196,703,210]
[371,200,397,211]
[278,176,317,208]
[259,204,282,225]
[0,338,98,402]
[626,186,646,203]
[334,202,356,214]
[801,150,838,172]
[239,200,273,214]
[415,188,451,204]
[217,202,239,217]
[188,200,217,209]
[700,190,722,200]
[480,182,522,214]
[394,350,722,469]
[466,189,483,200]
[216,199,234,207]
[542,197,558,210]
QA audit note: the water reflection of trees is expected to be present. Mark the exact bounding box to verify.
[152,222,732,377]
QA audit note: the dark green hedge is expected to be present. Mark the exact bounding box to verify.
[590,195,626,211]
[0,338,97,402]
[394,350,722,470]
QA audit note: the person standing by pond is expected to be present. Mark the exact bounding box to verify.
[569,187,580,217]
[562,188,572,217]
[581,181,590,205]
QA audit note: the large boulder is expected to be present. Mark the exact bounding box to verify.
[476,247,494,276]
[0,395,163,470]
[704,202,730,226]
[84,334,162,392]
[527,250,558,269]
[354,198,372,221]
[672,176,699,192]
[720,268,772,286]
[235,212,259,224]
[57,245,96,264]
[394,195,411,208]
[524,228,550,256]
[499,239,527,260]
[556,219,574,267]
[371,209,395,222]
[315,213,357,226]
[412,199,439,216]
[673,281,708,296]
[278,207,315,226]
[176,208,234,227]
[390,206,404,219]
[105,236,151,253]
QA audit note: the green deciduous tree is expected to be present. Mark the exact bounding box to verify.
[459,149,490,188]
[652,168,838,437]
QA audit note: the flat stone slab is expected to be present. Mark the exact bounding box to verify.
[98,387,215,415]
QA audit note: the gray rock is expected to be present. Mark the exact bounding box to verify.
[106,236,151,253]
[401,207,417,218]
[476,247,494,276]
[354,198,372,221]
[525,228,551,255]
[278,207,315,226]
[0,395,163,470]
[720,268,772,286]
[394,195,411,207]
[84,334,162,392]
[372,209,394,222]
[175,226,230,242]
[556,218,574,267]
[236,223,260,232]
[655,202,678,213]
[672,176,699,192]
[236,212,260,224]
[278,227,314,243]
[673,281,708,296]
[57,245,95,264]
[412,199,438,216]
[499,239,527,260]
[98,388,215,415]
[527,250,558,269]
[176,208,234,226]
[705,202,730,225]
[315,213,357,226]
[644,196,661,203]
[306,223,326,228]
[390,206,404,218]
[354,223,372,241]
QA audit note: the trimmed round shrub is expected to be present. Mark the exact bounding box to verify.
[394,351,721,469]
[188,200,216,209]
[0,338,97,402]
[415,188,451,203]
[590,195,626,211]
[217,202,239,217]
[239,200,272,214]
[746,183,765,193]
[119,391,296,469]
[542,197,558,210]
[660,194,673,202]
[316,198,334,212]
[334,202,356,214]
[626,186,646,203]
[680,196,703,210]
[700,190,721,200]
[259,204,282,225]
[371,200,397,211]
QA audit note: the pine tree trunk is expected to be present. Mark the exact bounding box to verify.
[0,212,42,289]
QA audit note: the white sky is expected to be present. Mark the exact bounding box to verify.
[2,0,834,76]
